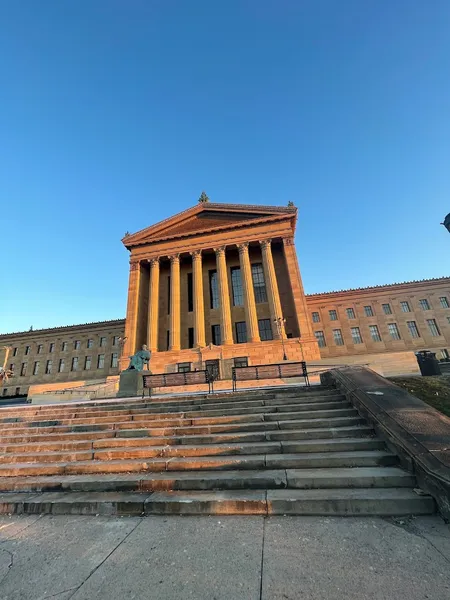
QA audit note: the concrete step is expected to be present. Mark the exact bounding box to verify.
[285,467,416,489]
[265,450,398,469]
[0,488,434,516]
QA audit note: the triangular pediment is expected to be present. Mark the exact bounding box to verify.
[123,202,296,248]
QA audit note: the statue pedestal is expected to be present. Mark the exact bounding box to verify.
[118,370,143,398]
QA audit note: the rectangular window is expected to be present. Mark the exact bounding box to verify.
[87,339,93,349]
[315,331,326,348]
[49,343,55,352]
[364,305,374,317]
[407,321,420,339]
[37,344,43,354]
[382,303,392,315]
[427,319,441,337]
[188,327,194,349]
[111,352,118,368]
[312,312,320,323]
[231,267,244,306]
[187,272,193,312]
[400,301,411,313]
[350,327,363,344]
[20,363,27,376]
[251,263,267,303]
[258,318,273,341]
[235,321,247,343]
[33,361,40,375]
[15,387,20,395]
[9,364,14,372]
[113,336,119,346]
[71,357,78,371]
[74,340,80,350]
[346,308,355,319]
[84,356,92,370]
[13,348,17,357]
[419,299,430,310]
[234,357,248,368]
[45,360,52,374]
[58,359,65,373]
[388,323,401,340]
[167,275,171,314]
[2,389,7,396]
[177,362,191,373]
[440,349,449,360]
[333,329,344,346]
[439,297,449,308]
[205,359,220,381]
[329,310,338,321]
[369,325,382,342]
[209,270,219,309]
[97,354,105,369]
[25,346,30,355]
[61,341,68,351]
[211,324,222,346]
[100,337,106,347]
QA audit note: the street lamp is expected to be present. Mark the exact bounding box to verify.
[441,213,450,233]
[273,317,287,361]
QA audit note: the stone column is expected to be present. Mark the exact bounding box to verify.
[260,239,286,339]
[191,250,206,347]
[214,246,233,345]
[147,257,160,352]
[238,242,260,343]
[283,237,314,338]
[169,254,181,351]
[121,259,142,369]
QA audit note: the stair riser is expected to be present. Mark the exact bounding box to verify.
[265,497,435,516]
[287,474,416,489]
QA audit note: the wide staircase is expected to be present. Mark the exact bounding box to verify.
[0,384,435,516]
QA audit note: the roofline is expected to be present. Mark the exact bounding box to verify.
[0,319,126,339]
[306,276,450,298]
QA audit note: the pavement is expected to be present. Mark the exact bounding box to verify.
[0,514,449,600]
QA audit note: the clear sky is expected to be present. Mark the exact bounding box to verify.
[1,1,449,334]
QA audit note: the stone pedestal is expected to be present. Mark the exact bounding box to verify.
[118,370,143,398]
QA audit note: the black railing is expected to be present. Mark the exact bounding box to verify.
[232,361,309,391]
[142,369,215,397]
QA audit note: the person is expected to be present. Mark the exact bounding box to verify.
[126,344,151,371]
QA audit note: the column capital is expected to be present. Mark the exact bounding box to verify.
[237,242,249,255]
[148,257,160,267]
[190,249,202,260]
[214,246,227,257]
[283,237,295,247]
[168,254,180,264]
[129,259,140,272]
[259,239,272,250]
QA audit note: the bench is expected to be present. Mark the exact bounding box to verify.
[231,361,309,392]
[142,370,215,398]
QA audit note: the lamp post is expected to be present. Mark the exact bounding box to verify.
[442,213,450,233]
[274,317,287,361]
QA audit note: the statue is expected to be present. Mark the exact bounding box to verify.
[126,344,151,371]
[198,191,210,203]
[0,346,13,386]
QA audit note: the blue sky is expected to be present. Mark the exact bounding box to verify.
[1,1,449,333]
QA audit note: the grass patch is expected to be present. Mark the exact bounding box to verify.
[389,376,450,418]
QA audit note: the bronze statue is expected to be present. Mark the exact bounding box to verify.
[126,344,151,371]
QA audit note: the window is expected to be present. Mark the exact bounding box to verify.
[333,329,344,346]
[211,324,221,346]
[49,343,55,352]
[369,325,382,342]
[97,354,105,369]
[400,301,410,313]
[235,321,247,343]
[111,352,118,368]
[188,327,194,349]
[100,337,106,347]
[113,336,119,346]
[231,267,244,306]
[251,263,267,303]
[315,331,326,348]
[312,312,320,323]
[440,297,450,309]
[364,305,374,317]
[205,359,220,381]
[382,303,392,315]
[419,299,430,310]
[167,275,171,314]
[71,357,78,371]
[407,321,420,339]
[87,339,94,349]
[388,323,401,340]
[61,342,68,351]
[13,348,17,357]
[45,360,52,374]
[187,272,193,312]
[178,362,191,373]
[15,387,20,395]
[427,319,441,337]
[37,344,43,354]
[350,327,363,344]
[209,270,219,309]
[58,359,65,373]
[9,364,14,372]
[74,340,80,350]
[84,356,92,370]
[25,346,30,355]
[2,389,7,396]
[20,363,27,376]
[234,357,248,368]
[440,349,449,360]
[258,319,273,341]
[346,308,355,319]
[33,361,40,375]
[329,310,338,321]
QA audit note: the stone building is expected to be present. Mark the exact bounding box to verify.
[1,198,449,396]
